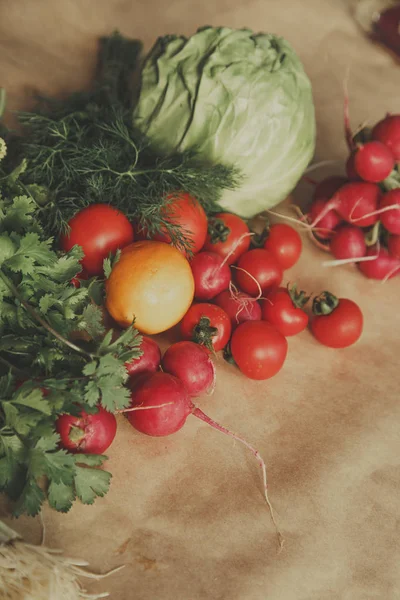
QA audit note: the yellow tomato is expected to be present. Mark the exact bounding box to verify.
[105,241,195,334]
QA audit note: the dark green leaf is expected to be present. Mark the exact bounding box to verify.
[48,480,75,513]
[13,479,45,517]
[74,466,111,505]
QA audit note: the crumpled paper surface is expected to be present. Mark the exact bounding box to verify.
[1,1,400,599]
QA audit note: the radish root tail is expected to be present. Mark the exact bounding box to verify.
[191,406,284,550]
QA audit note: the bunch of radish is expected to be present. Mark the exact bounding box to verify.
[304,113,400,280]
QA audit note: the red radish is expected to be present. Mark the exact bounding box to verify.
[261,286,309,337]
[125,336,161,380]
[161,341,215,397]
[190,251,231,300]
[346,153,360,181]
[56,406,117,454]
[358,245,400,280]
[263,224,302,270]
[388,235,400,259]
[330,225,367,260]
[353,141,394,183]
[372,114,400,161]
[128,371,282,544]
[313,176,348,202]
[310,182,380,229]
[311,292,363,349]
[214,288,262,327]
[379,189,400,235]
[180,303,232,352]
[310,176,345,240]
[235,249,282,297]
[230,321,287,380]
[203,213,251,265]
[309,198,342,240]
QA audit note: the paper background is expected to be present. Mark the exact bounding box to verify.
[1,0,400,598]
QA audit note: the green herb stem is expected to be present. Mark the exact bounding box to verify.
[0,270,94,360]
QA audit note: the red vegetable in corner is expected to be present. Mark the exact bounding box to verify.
[180,303,232,352]
[190,251,231,300]
[214,288,262,328]
[262,223,302,270]
[125,335,161,380]
[230,321,288,380]
[56,406,117,454]
[235,249,282,297]
[261,285,309,337]
[162,341,216,397]
[203,212,251,265]
[310,292,363,349]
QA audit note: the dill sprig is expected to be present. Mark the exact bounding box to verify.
[17,32,241,251]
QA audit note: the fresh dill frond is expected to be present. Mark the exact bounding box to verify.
[16,32,241,251]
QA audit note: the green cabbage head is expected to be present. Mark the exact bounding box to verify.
[133,26,315,218]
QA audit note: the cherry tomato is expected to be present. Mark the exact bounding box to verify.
[235,249,282,297]
[263,224,302,270]
[56,406,117,454]
[150,192,208,255]
[261,286,309,336]
[203,213,250,265]
[310,292,363,348]
[60,204,134,277]
[214,289,262,328]
[230,321,288,380]
[180,303,232,352]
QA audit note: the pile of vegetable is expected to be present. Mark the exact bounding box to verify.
[300,110,400,280]
[0,27,366,554]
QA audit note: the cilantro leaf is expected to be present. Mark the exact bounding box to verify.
[13,479,45,517]
[48,480,75,513]
[74,466,111,505]
[78,304,106,340]
[6,233,54,274]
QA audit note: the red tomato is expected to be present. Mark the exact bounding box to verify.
[310,293,363,348]
[235,249,282,297]
[230,321,288,380]
[151,192,208,255]
[263,224,302,270]
[261,287,309,336]
[61,204,134,277]
[214,289,262,328]
[180,303,232,352]
[203,213,250,265]
[56,406,117,454]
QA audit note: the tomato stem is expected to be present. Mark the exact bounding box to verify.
[312,291,339,316]
[191,316,218,353]
[287,283,310,309]
[207,217,231,244]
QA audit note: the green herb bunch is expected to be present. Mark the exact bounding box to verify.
[17,33,240,251]
[0,137,142,517]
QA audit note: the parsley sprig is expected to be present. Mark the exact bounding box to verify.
[0,144,142,516]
